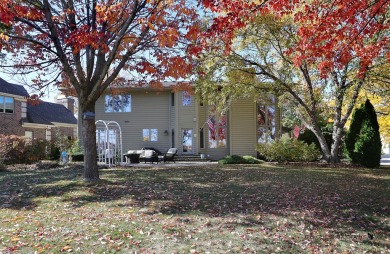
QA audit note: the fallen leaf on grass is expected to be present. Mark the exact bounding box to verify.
[60,245,72,252]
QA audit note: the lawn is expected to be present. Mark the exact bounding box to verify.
[0,163,389,253]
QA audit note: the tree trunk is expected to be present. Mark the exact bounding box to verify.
[77,100,84,146]
[311,121,345,163]
[310,124,332,162]
[80,102,99,181]
[330,122,344,163]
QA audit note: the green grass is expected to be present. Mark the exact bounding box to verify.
[0,164,389,253]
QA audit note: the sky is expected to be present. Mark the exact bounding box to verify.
[1,73,58,103]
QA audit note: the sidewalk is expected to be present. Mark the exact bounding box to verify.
[381,154,390,166]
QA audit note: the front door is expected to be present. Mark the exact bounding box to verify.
[182,129,193,154]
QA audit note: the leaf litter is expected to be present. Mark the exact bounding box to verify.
[0,164,389,253]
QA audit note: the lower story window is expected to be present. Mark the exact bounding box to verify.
[257,97,276,143]
[143,129,158,141]
[208,106,227,148]
[46,129,51,141]
[25,131,33,144]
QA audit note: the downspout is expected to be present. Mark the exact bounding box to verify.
[168,91,172,147]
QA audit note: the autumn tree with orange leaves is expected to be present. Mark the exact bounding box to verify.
[0,0,200,180]
[195,0,390,163]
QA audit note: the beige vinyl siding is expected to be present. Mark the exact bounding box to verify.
[177,91,197,154]
[95,91,171,153]
[229,100,257,157]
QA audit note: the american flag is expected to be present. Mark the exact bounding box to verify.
[207,116,216,140]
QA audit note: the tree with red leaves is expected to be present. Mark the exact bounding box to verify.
[0,0,200,180]
[196,0,390,163]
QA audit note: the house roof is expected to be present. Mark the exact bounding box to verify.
[27,101,77,125]
[0,78,30,97]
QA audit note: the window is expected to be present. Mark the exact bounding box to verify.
[0,96,14,113]
[257,96,276,143]
[143,129,158,141]
[171,93,175,106]
[25,131,33,139]
[182,91,191,106]
[21,102,27,118]
[46,129,51,141]
[105,94,131,112]
[25,131,33,144]
[182,129,193,153]
[200,128,204,148]
[208,106,227,148]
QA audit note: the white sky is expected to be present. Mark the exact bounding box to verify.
[1,73,58,102]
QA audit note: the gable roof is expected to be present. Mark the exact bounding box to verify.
[27,101,77,125]
[0,78,30,97]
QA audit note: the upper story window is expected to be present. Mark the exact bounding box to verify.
[257,96,276,143]
[0,96,14,113]
[182,91,191,106]
[105,94,131,113]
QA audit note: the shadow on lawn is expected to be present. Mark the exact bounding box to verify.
[1,164,389,244]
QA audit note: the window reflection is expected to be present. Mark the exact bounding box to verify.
[182,91,191,106]
[105,94,131,112]
[208,106,227,148]
[257,96,276,143]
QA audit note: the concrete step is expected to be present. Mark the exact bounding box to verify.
[175,155,212,162]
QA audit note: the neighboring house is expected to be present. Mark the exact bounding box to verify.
[0,78,77,142]
[95,83,281,160]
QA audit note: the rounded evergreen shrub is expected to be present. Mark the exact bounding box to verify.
[345,104,365,163]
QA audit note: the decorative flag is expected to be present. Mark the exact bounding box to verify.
[207,116,216,140]
[293,125,300,139]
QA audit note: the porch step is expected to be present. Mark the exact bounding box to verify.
[175,155,212,162]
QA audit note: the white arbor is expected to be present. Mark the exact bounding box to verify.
[95,120,123,166]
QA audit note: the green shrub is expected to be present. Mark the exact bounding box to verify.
[345,99,382,168]
[345,105,365,162]
[71,153,84,162]
[0,157,6,171]
[70,140,84,154]
[298,124,333,152]
[50,146,61,160]
[218,155,263,164]
[0,135,52,164]
[257,137,321,162]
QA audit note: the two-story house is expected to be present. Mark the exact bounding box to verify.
[0,78,77,142]
[94,83,281,160]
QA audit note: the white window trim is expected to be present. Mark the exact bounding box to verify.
[143,128,158,142]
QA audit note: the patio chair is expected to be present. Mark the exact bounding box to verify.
[162,148,177,163]
[143,149,159,164]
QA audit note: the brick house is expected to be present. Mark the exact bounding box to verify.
[0,78,77,142]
